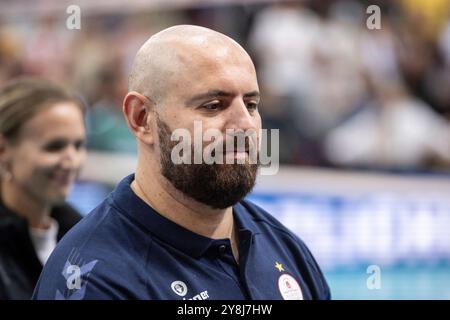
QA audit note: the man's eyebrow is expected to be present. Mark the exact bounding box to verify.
[243,91,260,99]
[186,90,260,105]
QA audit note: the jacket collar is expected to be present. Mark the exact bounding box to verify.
[111,174,260,258]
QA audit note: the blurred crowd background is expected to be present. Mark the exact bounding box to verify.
[1,0,450,172]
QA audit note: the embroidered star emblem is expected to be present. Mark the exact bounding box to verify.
[275,261,285,272]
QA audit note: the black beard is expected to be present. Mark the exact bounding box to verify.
[157,116,258,209]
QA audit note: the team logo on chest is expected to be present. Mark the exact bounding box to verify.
[171,280,188,297]
[275,261,304,300]
[170,280,210,300]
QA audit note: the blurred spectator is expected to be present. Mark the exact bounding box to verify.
[0,0,449,171]
[85,64,137,153]
[0,20,24,84]
[0,78,86,299]
[324,79,450,169]
[248,0,367,164]
[400,0,450,42]
[22,15,74,81]
[439,19,450,66]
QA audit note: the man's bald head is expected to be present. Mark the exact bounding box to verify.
[124,25,262,210]
[128,25,255,105]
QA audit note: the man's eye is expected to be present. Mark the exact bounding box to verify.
[246,102,258,111]
[203,103,221,110]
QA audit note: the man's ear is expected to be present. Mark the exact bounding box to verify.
[123,92,155,145]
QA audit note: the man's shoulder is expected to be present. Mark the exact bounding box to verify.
[52,192,152,262]
[57,196,116,249]
[238,199,331,299]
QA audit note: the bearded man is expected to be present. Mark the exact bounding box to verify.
[33,25,330,300]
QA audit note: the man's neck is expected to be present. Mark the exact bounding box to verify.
[131,169,234,240]
[1,181,52,230]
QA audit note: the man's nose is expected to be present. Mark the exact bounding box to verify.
[225,99,258,132]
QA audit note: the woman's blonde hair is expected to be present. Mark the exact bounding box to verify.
[0,77,86,141]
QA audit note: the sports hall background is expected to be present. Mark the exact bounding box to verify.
[1,0,449,299]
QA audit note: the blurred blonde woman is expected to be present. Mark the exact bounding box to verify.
[0,78,87,299]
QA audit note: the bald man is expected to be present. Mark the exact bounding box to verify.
[33,25,330,300]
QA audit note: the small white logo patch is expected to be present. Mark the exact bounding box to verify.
[278,274,303,300]
[171,281,188,297]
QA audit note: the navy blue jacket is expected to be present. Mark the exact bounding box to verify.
[33,174,330,300]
